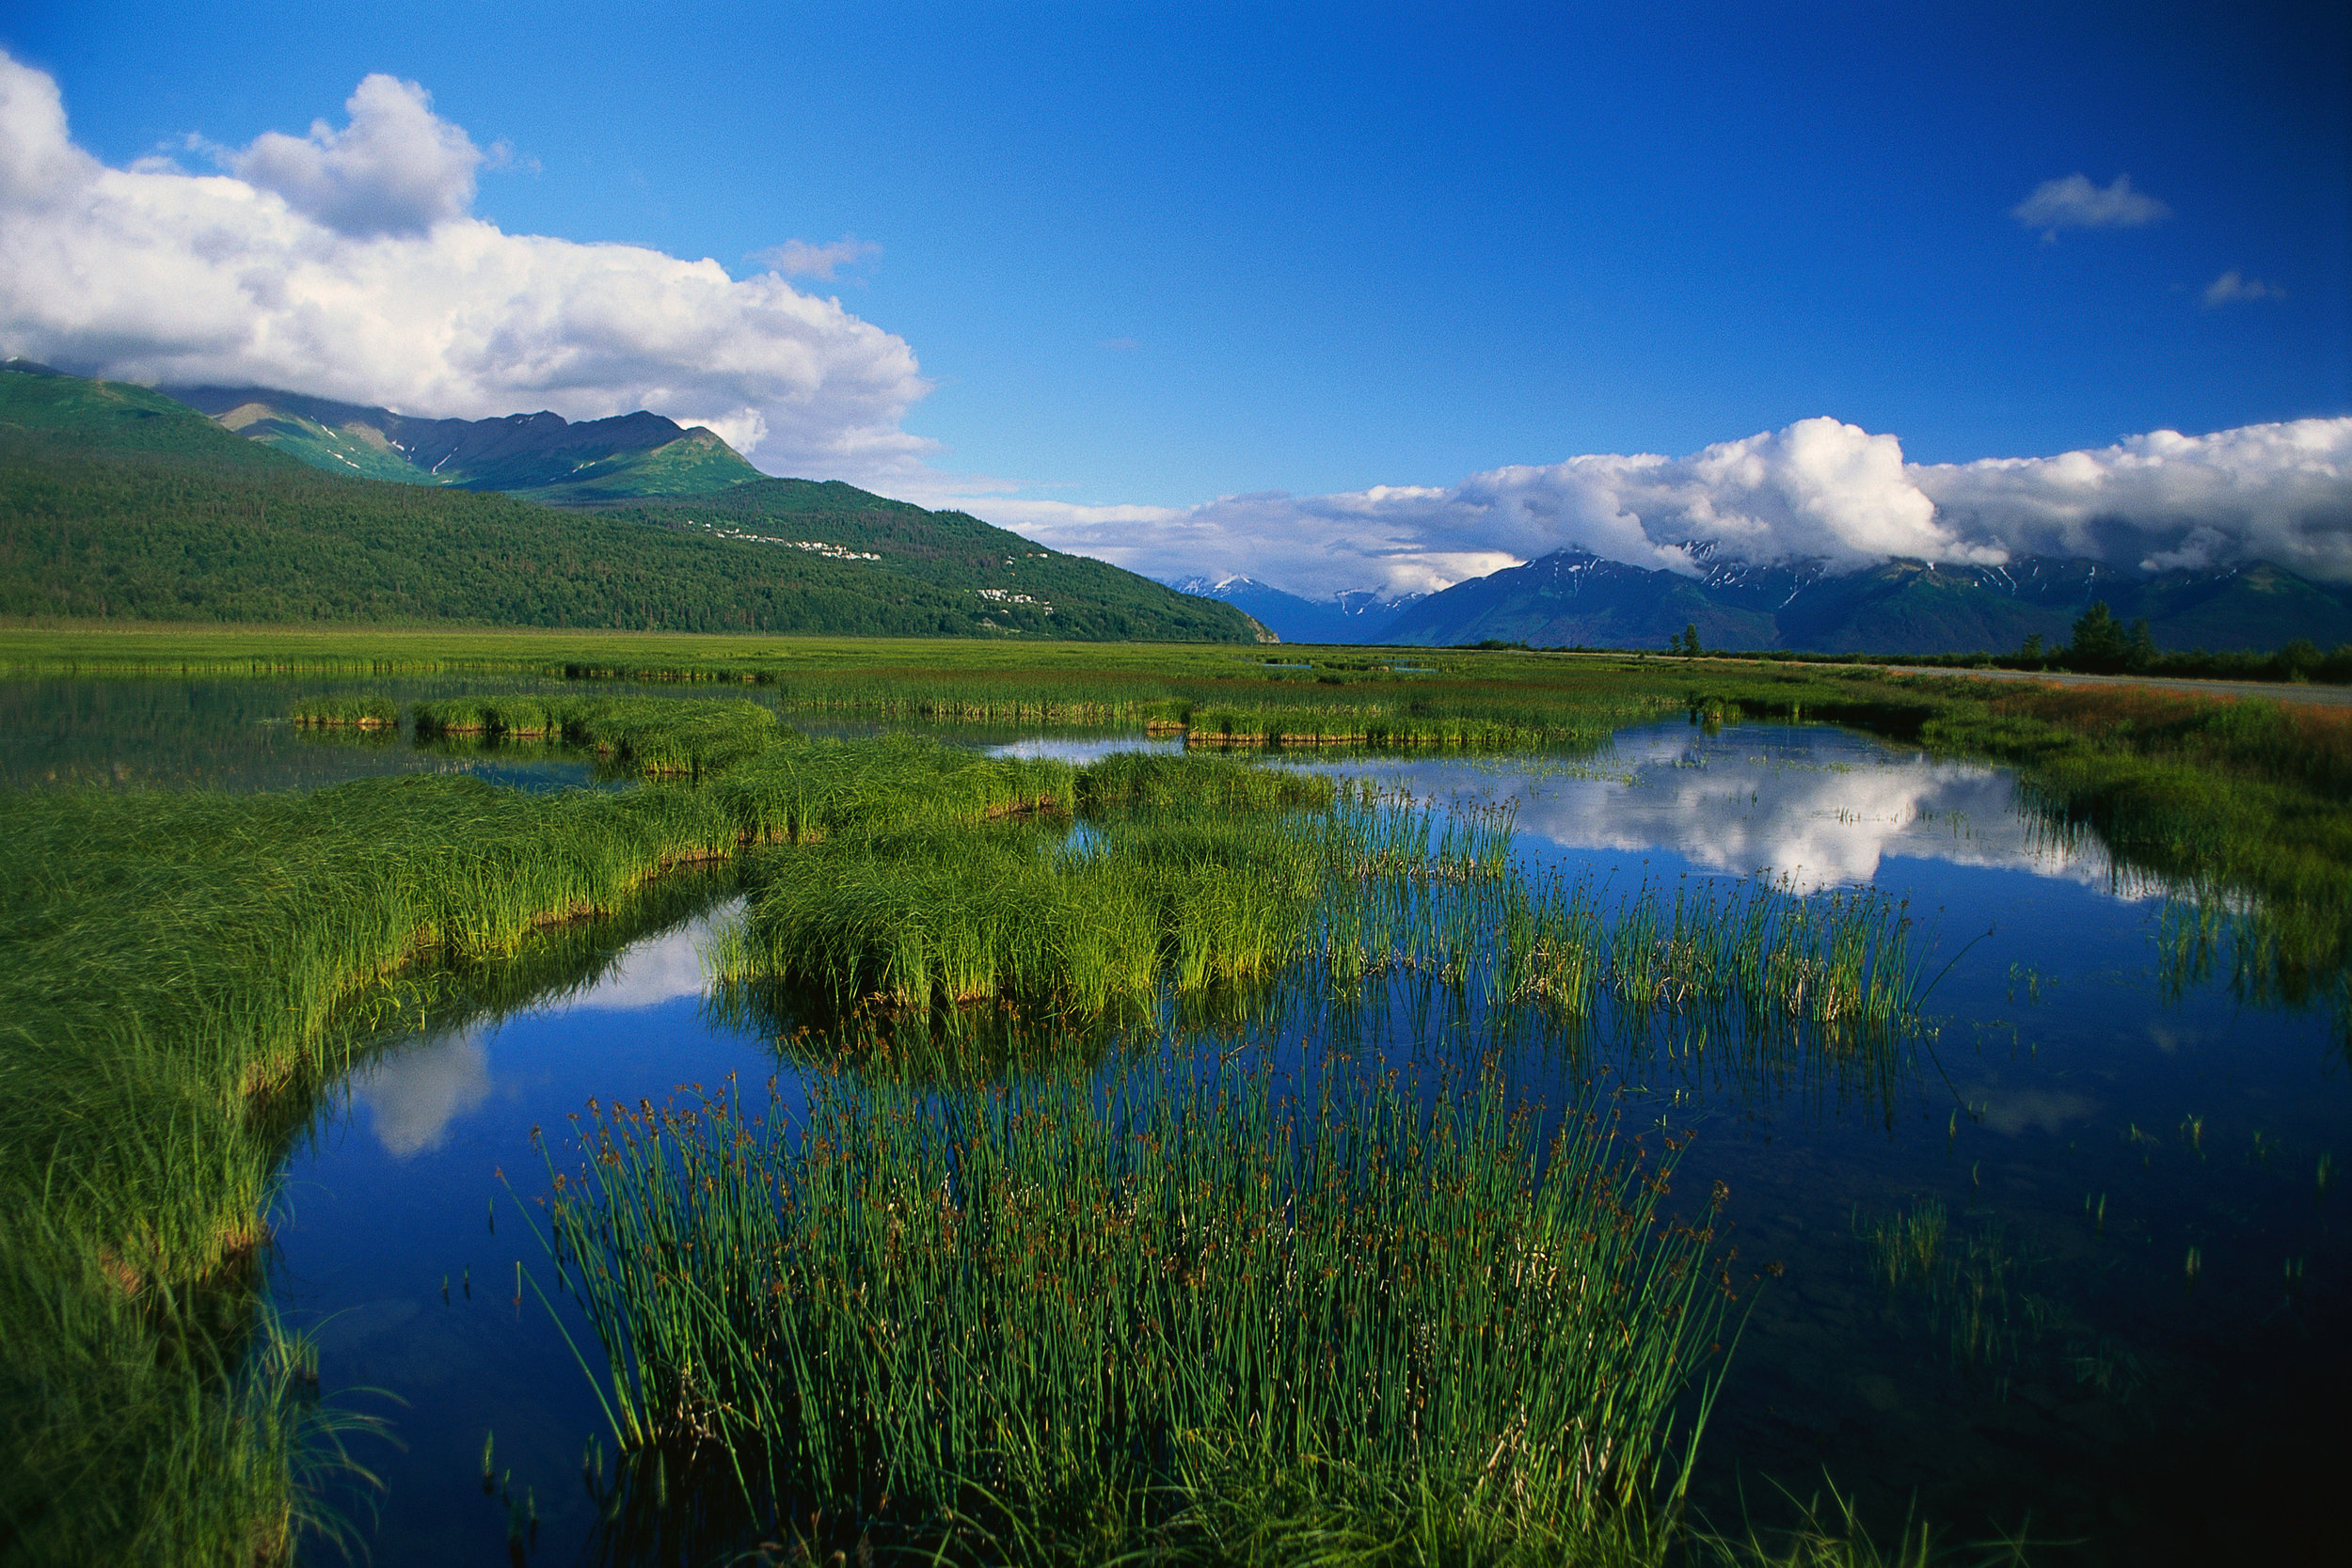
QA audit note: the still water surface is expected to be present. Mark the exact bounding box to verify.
[9,680,2345,1562]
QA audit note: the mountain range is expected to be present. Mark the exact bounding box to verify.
[0,362,1260,641]
[1375,545,2352,655]
[1174,545,2352,655]
[1165,577,1422,643]
[9,358,2342,654]
[157,385,765,503]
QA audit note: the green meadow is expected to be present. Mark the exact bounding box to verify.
[4,625,2346,1562]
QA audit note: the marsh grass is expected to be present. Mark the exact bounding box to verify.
[0,728,1089,1562]
[285,694,399,729]
[531,1057,1733,1561]
[723,769,1930,1062]
[407,693,784,775]
[1690,1481,2032,1568]
[0,1204,388,1566]
[710,734,1075,844]
[1183,700,1640,752]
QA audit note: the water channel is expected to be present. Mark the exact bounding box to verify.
[8,677,2346,1563]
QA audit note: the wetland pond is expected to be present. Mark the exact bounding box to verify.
[15,677,2350,1563]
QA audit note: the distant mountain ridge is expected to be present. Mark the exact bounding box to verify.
[158,385,764,503]
[1379,546,2352,655]
[0,363,1257,641]
[1166,575,1422,643]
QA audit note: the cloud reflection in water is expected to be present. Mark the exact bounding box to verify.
[354,907,733,1157]
[1330,724,2127,896]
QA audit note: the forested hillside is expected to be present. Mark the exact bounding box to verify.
[0,366,1256,641]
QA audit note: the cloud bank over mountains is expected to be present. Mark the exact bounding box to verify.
[977,415,2352,601]
[3,54,2344,604]
[0,54,931,475]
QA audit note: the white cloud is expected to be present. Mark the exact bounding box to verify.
[0,54,932,475]
[2201,269,2285,306]
[974,418,2011,601]
[2010,172,2170,239]
[1324,730,2137,897]
[954,415,2352,601]
[355,1024,496,1158]
[533,911,727,1013]
[753,233,882,280]
[1915,419,2352,582]
[230,73,482,238]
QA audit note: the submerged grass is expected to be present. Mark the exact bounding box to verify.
[532,1057,1734,1562]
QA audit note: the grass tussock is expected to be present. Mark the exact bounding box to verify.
[534,1060,1733,1562]
[408,693,785,776]
[285,694,399,729]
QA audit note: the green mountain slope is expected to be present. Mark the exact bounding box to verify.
[0,361,295,469]
[605,480,1267,640]
[159,385,766,502]
[0,366,1257,641]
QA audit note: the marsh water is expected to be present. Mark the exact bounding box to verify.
[11,677,2348,1563]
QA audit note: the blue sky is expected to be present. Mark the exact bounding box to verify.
[4,2,2348,594]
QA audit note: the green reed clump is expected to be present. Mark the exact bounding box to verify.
[0,1252,380,1568]
[405,693,786,774]
[722,773,1929,1043]
[1073,749,1335,811]
[1184,702,1614,750]
[0,776,744,1283]
[1864,1200,1948,1291]
[719,824,1160,1015]
[534,1058,1731,1560]
[1502,875,1928,1034]
[286,695,399,729]
[707,734,1073,844]
[0,768,792,1564]
[557,695,782,777]
[718,805,1328,1016]
[1858,1203,2051,1381]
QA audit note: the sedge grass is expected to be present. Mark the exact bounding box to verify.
[407,693,785,775]
[0,727,1091,1562]
[531,1056,1734,1561]
[722,784,1931,1048]
[285,694,399,729]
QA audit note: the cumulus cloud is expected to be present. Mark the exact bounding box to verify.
[1915,419,2352,581]
[980,417,2013,601]
[966,415,2352,601]
[2010,172,2170,239]
[230,73,482,237]
[753,233,882,280]
[0,54,931,474]
[2201,269,2286,306]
